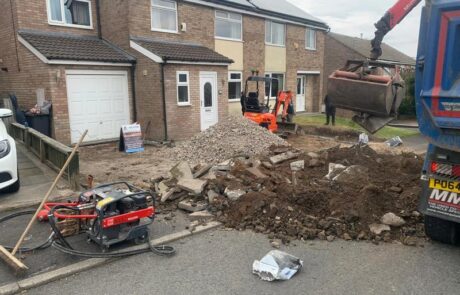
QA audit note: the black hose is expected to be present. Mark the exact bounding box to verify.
[0,210,54,252]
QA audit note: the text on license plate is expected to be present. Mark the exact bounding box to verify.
[429,179,460,193]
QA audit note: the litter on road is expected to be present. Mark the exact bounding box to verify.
[252,250,303,281]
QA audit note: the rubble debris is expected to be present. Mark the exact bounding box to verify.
[224,188,246,201]
[193,164,213,179]
[207,190,220,203]
[307,152,320,159]
[177,178,208,196]
[385,136,403,147]
[381,212,406,227]
[170,161,193,180]
[211,145,424,245]
[358,133,369,145]
[252,250,303,281]
[189,211,215,222]
[246,167,268,179]
[270,239,282,249]
[262,162,273,169]
[290,160,305,171]
[269,151,299,165]
[178,199,208,212]
[171,116,288,164]
[369,224,391,235]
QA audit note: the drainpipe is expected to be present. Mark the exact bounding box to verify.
[160,60,168,141]
[96,0,102,39]
[131,61,137,122]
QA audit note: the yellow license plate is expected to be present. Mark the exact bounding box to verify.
[429,179,460,193]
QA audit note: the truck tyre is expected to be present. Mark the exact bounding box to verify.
[424,215,460,245]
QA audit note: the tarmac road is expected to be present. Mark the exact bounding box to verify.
[30,229,460,295]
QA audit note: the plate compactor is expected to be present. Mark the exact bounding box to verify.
[38,182,170,254]
[327,60,405,133]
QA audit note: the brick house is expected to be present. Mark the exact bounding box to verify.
[0,0,328,144]
[323,32,415,111]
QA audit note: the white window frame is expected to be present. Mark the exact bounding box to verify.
[265,20,286,47]
[151,0,178,33]
[228,71,243,102]
[265,72,285,99]
[177,71,190,106]
[306,28,317,50]
[46,0,93,29]
[215,10,243,41]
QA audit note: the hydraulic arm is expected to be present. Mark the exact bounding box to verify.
[370,0,422,59]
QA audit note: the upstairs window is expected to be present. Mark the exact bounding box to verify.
[215,10,242,41]
[265,20,285,46]
[177,71,190,105]
[47,0,92,28]
[151,0,178,33]
[306,28,317,50]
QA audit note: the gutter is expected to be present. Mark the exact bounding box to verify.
[160,60,168,141]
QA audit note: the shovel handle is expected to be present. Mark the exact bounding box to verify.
[11,130,88,255]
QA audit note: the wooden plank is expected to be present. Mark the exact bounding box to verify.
[0,245,28,274]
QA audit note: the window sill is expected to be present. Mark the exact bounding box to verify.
[151,28,179,34]
[215,37,244,43]
[48,22,93,30]
[177,103,191,107]
[305,47,317,51]
[265,42,286,48]
[229,99,240,103]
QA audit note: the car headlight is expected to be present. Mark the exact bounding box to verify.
[0,140,11,159]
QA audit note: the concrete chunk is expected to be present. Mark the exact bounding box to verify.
[290,160,305,171]
[177,178,208,196]
[189,211,215,222]
[269,151,299,165]
[369,223,391,235]
[224,188,246,201]
[246,167,267,179]
[178,199,208,212]
[170,161,193,180]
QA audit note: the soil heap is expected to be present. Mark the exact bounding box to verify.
[171,116,288,164]
[208,145,425,245]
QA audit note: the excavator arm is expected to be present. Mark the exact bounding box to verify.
[370,0,422,60]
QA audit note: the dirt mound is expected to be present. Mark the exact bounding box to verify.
[212,145,425,245]
[171,116,288,164]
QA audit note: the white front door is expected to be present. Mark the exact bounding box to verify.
[66,70,130,143]
[296,75,306,112]
[200,72,218,131]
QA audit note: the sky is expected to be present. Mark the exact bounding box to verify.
[288,0,423,58]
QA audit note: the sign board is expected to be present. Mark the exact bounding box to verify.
[119,123,144,154]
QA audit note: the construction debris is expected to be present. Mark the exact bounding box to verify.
[381,212,406,227]
[171,116,288,164]
[252,250,303,281]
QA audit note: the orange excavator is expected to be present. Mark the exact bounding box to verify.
[241,74,298,135]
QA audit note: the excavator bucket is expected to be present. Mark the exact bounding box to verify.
[277,122,298,135]
[327,60,405,133]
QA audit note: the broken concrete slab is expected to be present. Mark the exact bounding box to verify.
[178,199,208,212]
[325,163,347,180]
[224,188,246,201]
[177,178,208,196]
[158,181,170,195]
[269,151,299,165]
[215,159,232,171]
[307,152,320,159]
[369,223,391,235]
[381,212,406,227]
[333,165,369,184]
[193,164,213,179]
[290,160,305,171]
[207,190,220,203]
[246,167,268,179]
[262,161,273,169]
[170,161,193,180]
[189,211,215,222]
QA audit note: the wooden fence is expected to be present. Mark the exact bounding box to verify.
[9,123,80,190]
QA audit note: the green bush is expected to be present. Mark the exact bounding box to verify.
[399,72,416,116]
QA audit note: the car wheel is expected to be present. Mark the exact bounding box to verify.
[425,215,460,245]
[2,173,20,193]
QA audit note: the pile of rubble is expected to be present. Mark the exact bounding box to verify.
[154,144,425,246]
[170,116,288,164]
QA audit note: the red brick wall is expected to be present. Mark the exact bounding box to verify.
[242,15,265,82]
[128,0,215,48]
[164,64,228,140]
[16,0,99,36]
[286,25,325,112]
[0,0,18,99]
[100,0,130,48]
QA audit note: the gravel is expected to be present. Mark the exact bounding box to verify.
[171,116,288,164]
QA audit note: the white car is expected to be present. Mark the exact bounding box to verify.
[0,109,19,193]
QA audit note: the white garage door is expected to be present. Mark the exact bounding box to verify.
[66,70,130,143]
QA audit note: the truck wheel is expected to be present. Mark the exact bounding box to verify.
[424,215,460,245]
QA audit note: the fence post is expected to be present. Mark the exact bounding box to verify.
[39,139,46,162]
[67,151,80,191]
